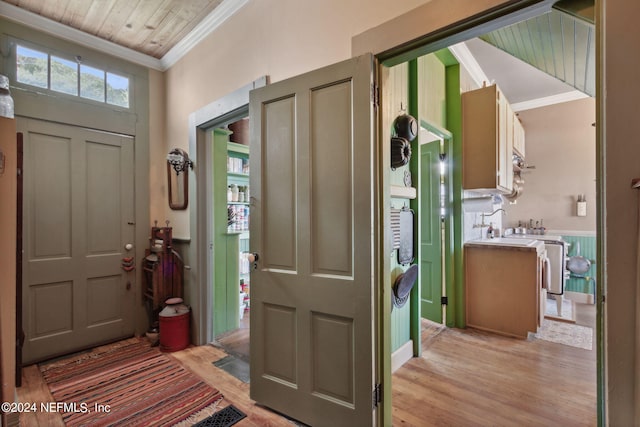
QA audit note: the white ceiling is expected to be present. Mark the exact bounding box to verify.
[465,38,577,103]
[460,37,588,112]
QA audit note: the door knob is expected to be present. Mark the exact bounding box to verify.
[125,243,133,251]
[248,253,259,270]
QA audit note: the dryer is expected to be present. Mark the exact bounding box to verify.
[527,235,568,316]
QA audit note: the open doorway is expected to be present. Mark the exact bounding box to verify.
[211,117,252,364]
[458,11,597,341]
[389,5,597,424]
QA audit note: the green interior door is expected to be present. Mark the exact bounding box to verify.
[420,138,443,323]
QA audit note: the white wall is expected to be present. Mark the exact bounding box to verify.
[159,0,429,237]
[506,98,596,234]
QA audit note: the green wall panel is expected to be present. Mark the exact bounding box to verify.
[563,235,597,296]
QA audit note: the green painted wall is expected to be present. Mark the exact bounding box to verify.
[390,174,413,353]
[443,59,464,329]
[389,52,457,353]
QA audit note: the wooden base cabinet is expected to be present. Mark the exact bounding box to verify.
[465,243,544,338]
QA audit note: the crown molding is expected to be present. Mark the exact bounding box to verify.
[511,90,590,112]
[160,0,250,70]
[0,0,250,72]
[448,42,490,88]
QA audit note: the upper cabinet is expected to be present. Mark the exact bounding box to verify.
[513,112,525,158]
[462,84,524,194]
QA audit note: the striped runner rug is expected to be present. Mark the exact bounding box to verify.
[39,339,224,426]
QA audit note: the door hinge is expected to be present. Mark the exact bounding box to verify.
[371,84,379,108]
[373,383,382,407]
[441,296,448,305]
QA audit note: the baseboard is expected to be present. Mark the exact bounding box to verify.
[391,340,414,373]
[566,291,595,304]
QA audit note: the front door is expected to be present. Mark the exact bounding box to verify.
[420,137,443,323]
[249,54,379,426]
[20,118,135,364]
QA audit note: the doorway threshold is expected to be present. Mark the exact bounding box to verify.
[213,354,250,384]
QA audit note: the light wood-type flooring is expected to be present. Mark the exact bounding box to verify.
[16,303,596,426]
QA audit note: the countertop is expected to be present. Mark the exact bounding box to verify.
[464,237,546,253]
[502,233,565,242]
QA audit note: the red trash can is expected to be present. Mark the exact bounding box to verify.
[159,309,190,352]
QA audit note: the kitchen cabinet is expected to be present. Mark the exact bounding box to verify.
[465,239,545,338]
[513,113,526,158]
[462,84,523,193]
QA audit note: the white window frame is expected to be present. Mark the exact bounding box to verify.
[11,38,133,110]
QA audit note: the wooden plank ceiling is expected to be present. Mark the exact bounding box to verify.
[480,9,595,97]
[3,0,224,58]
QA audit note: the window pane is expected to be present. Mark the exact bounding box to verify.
[16,45,48,88]
[51,56,78,95]
[80,64,104,102]
[106,72,129,108]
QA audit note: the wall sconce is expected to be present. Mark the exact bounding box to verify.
[167,148,193,175]
[167,148,193,210]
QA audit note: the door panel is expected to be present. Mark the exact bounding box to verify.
[20,119,135,364]
[263,303,297,384]
[310,81,353,276]
[420,138,443,322]
[30,282,72,338]
[250,54,377,426]
[311,312,354,404]
[262,97,296,271]
[29,133,71,259]
[86,142,122,254]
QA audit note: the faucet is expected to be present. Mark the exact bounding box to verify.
[473,208,506,228]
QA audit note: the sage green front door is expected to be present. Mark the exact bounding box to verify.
[249,54,379,426]
[420,137,443,323]
[20,118,135,364]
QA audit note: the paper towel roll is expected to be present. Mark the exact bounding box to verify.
[463,196,494,213]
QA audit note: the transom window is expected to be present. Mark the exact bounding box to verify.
[16,44,130,108]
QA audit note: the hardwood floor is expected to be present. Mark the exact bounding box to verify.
[16,303,596,426]
[214,311,250,361]
[392,302,597,426]
[16,340,294,427]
